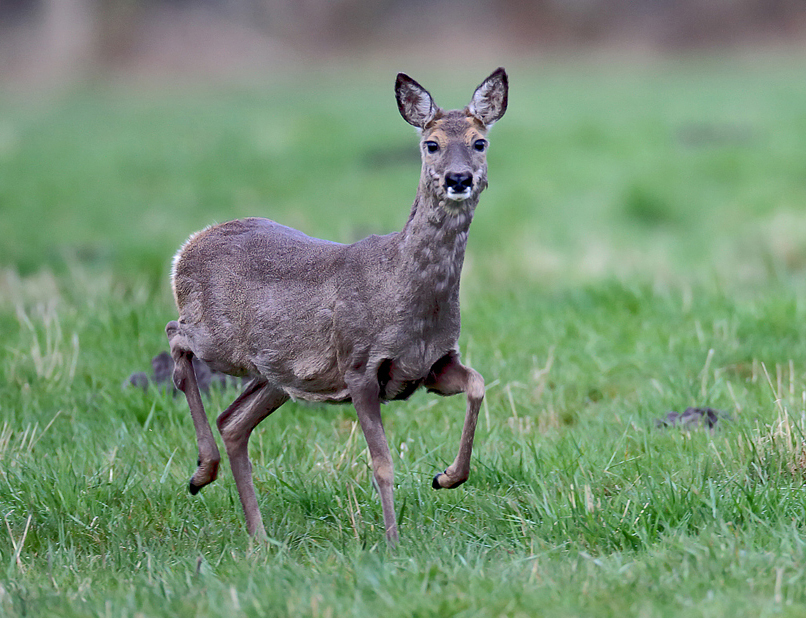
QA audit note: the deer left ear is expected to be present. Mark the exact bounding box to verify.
[468,68,508,128]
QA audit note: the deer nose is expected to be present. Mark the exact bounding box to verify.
[445,172,473,193]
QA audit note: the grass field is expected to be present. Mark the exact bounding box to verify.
[3,56,806,616]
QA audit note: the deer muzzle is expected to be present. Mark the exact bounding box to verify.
[444,171,474,201]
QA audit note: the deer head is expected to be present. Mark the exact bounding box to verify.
[395,68,508,209]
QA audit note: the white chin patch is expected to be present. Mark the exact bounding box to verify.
[446,189,471,202]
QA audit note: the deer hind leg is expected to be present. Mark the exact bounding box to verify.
[166,320,221,495]
[216,379,288,539]
[425,351,485,490]
[347,373,399,545]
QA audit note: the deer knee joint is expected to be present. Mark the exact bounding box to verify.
[373,460,394,488]
[172,365,188,392]
[467,370,485,402]
[165,320,180,339]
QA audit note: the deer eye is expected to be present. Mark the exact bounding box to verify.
[424,141,439,154]
[473,139,487,152]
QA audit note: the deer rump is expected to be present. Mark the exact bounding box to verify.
[171,216,461,404]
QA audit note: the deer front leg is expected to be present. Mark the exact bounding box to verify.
[166,321,221,494]
[216,379,288,540]
[425,352,485,490]
[347,372,399,545]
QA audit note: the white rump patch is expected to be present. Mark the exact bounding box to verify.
[170,225,212,288]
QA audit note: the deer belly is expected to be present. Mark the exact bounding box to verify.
[250,347,350,402]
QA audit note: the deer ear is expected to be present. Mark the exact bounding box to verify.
[468,68,508,128]
[396,73,437,129]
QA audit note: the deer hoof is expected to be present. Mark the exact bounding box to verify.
[432,471,467,490]
[432,472,445,489]
[189,459,219,494]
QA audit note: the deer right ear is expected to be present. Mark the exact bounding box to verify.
[396,73,437,129]
[468,67,508,128]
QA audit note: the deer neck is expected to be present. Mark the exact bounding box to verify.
[397,184,477,296]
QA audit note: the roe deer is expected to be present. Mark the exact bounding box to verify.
[166,68,508,544]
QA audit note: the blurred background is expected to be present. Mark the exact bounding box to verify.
[2,0,806,86]
[2,0,806,294]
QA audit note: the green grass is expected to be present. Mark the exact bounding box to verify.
[3,56,806,616]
